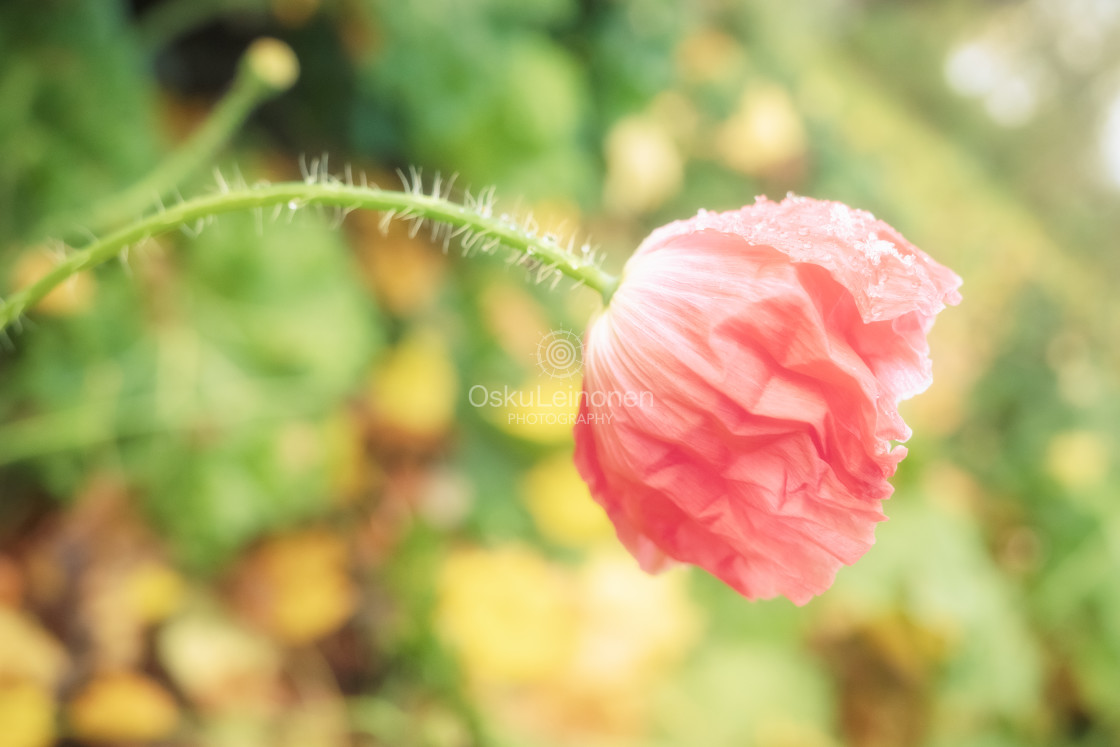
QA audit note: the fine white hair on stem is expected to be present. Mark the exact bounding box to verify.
[214,165,230,194]
[2,157,619,336]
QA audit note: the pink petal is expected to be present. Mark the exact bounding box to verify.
[574,196,960,604]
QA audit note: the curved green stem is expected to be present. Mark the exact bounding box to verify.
[32,38,299,240]
[1,182,619,331]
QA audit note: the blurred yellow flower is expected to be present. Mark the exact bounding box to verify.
[436,545,578,685]
[68,672,180,742]
[0,683,55,747]
[371,329,458,439]
[522,453,615,548]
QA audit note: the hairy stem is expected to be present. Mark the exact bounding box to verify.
[1,182,619,331]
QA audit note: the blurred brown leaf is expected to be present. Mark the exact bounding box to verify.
[814,612,947,747]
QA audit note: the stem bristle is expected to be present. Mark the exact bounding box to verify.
[1,163,619,334]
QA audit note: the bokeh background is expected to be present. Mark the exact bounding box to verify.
[2,0,1119,745]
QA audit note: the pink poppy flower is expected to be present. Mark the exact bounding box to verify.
[573,196,962,604]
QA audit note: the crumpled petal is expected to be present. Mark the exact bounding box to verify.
[574,195,961,604]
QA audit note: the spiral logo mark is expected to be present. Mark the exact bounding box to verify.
[536,329,583,378]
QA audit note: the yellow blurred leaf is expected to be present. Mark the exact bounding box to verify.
[755,719,838,747]
[478,281,550,363]
[354,216,446,317]
[522,453,614,548]
[715,84,807,176]
[235,530,356,645]
[494,376,580,445]
[323,411,373,505]
[436,545,578,685]
[125,562,185,624]
[675,28,746,83]
[0,683,56,747]
[0,609,68,689]
[1046,430,1110,492]
[68,672,180,742]
[569,552,701,691]
[371,329,458,439]
[604,115,683,215]
[439,547,701,743]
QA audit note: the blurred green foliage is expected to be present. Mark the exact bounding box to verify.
[2,1,1119,746]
